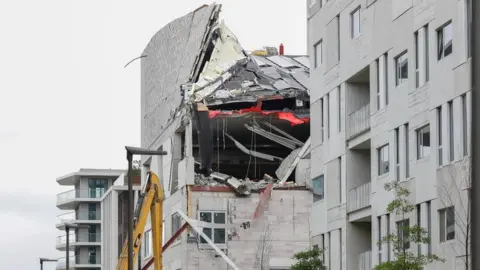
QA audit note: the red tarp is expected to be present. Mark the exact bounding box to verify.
[208,107,309,126]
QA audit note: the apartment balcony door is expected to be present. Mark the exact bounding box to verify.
[88,179,107,198]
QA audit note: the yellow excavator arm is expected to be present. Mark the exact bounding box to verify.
[117,172,164,270]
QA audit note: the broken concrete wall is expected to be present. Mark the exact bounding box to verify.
[184,189,311,270]
[140,4,220,152]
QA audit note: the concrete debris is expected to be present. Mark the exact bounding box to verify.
[224,132,283,162]
[276,137,311,183]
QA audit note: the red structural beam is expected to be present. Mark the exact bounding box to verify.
[141,222,189,270]
[208,107,310,126]
[252,183,273,220]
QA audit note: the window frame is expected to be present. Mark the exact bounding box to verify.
[437,107,443,166]
[378,144,390,176]
[314,40,323,68]
[437,21,453,60]
[397,219,410,249]
[143,229,153,259]
[395,51,408,86]
[312,175,325,202]
[416,124,431,159]
[439,206,455,242]
[351,7,361,38]
[198,211,227,245]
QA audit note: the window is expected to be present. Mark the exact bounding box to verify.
[338,157,342,202]
[397,219,410,249]
[378,144,390,175]
[339,228,343,270]
[462,94,468,156]
[171,213,182,243]
[416,204,421,255]
[312,175,325,202]
[449,101,454,161]
[405,123,410,177]
[321,234,326,262]
[378,216,382,264]
[337,15,341,61]
[88,203,97,220]
[466,0,472,57]
[326,94,330,138]
[314,41,323,68]
[338,88,342,132]
[88,247,97,264]
[199,211,226,244]
[415,32,419,88]
[328,231,331,267]
[320,98,324,142]
[437,22,453,60]
[351,7,360,38]
[439,206,455,242]
[417,125,431,159]
[386,214,391,261]
[143,229,153,258]
[395,128,400,181]
[425,25,430,82]
[437,107,443,166]
[426,201,432,254]
[395,51,408,86]
[376,59,381,109]
[384,53,389,105]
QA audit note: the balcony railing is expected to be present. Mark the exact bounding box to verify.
[347,104,371,139]
[56,233,102,245]
[347,182,371,212]
[57,211,100,223]
[57,255,99,267]
[358,250,372,270]
[57,188,106,205]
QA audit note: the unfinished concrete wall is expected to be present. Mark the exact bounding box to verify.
[184,189,311,270]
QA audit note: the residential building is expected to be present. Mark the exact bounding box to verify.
[308,0,471,269]
[138,3,312,270]
[55,168,140,269]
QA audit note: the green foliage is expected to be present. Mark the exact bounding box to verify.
[291,246,326,270]
[374,182,445,270]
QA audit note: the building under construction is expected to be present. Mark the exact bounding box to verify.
[138,3,313,270]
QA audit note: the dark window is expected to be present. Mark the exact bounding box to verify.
[437,22,453,60]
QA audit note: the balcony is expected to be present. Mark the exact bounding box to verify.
[347,104,370,139]
[56,188,105,209]
[347,182,371,213]
[56,255,101,269]
[358,250,372,270]
[56,211,101,229]
[56,233,101,251]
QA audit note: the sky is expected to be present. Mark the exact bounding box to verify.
[0,0,306,269]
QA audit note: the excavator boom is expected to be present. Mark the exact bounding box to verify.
[116,172,164,270]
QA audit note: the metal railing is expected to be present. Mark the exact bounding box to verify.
[57,255,99,267]
[347,104,371,139]
[57,211,100,223]
[56,256,75,268]
[347,182,371,212]
[358,250,372,270]
[57,188,106,204]
[56,233,102,245]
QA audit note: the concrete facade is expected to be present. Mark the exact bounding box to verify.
[308,0,472,269]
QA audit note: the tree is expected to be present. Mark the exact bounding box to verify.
[374,182,445,270]
[438,157,471,269]
[290,246,326,270]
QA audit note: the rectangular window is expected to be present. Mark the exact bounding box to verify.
[143,229,153,258]
[417,125,431,159]
[397,219,410,249]
[351,7,361,38]
[339,228,343,270]
[337,15,341,61]
[378,144,390,175]
[338,88,342,132]
[427,201,432,254]
[326,93,330,138]
[395,128,400,181]
[376,59,381,109]
[449,101,454,161]
[386,214,391,261]
[171,213,182,243]
[425,24,430,82]
[321,98,325,142]
[384,53,389,105]
[405,123,410,177]
[328,231,332,267]
[321,234,326,262]
[312,175,325,202]
[462,94,468,156]
[437,107,443,166]
[338,157,342,202]
[395,51,408,86]
[415,31,419,88]
[314,41,323,68]
[437,21,453,60]
[467,0,472,57]
[199,211,226,244]
[439,206,455,242]
[417,204,421,256]
[378,216,382,263]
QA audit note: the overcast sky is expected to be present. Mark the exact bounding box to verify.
[0,0,306,269]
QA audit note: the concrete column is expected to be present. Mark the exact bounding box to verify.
[185,122,193,157]
[467,91,472,156]
[380,215,388,262]
[418,27,426,87]
[454,97,463,161]
[370,61,379,113]
[378,55,386,110]
[325,232,331,269]
[324,94,330,140]
[372,217,380,266]
[398,125,406,180]
[420,202,429,254]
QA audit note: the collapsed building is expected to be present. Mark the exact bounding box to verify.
[139,3,312,270]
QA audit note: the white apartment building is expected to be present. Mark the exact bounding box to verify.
[307,0,472,269]
[55,168,126,269]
